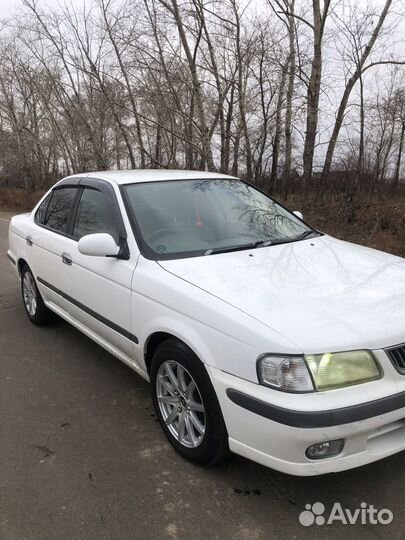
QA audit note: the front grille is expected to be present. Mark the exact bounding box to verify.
[386,345,405,374]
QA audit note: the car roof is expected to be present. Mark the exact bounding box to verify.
[63,169,239,185]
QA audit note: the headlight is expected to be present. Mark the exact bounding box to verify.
[258,351,382,392]
[305,351,381,391]
[258,355,314,392]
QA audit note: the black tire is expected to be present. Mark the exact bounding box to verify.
[151,338,228,465]
[21,265,55,325]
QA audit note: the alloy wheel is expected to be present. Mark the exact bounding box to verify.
[156,360,206,448]
[23,272,37,316]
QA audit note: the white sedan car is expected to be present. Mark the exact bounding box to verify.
[7,170,405,475]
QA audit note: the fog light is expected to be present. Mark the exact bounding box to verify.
[306,439,344,460]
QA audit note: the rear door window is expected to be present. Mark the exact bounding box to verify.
[35,193,52,225]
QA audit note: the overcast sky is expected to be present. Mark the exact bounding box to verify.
[0,0,395,20]
[0,0,82,19]
[0,0,16,18]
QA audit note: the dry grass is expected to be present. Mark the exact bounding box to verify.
[277,190,405,258]
[0,189,45,212]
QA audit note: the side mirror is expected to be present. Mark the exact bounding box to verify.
[293,210,304,220]
[78,233,120,257]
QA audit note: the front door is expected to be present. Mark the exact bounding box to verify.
[58,183,137,361]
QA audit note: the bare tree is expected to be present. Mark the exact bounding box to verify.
[158,0,215,170]
[0,0,404,192]
[302,0,331,185]
[322,0,395,180]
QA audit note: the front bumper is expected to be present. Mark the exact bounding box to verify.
[207,363,405,476]
[7,250,17,267]
[226,388,405,428]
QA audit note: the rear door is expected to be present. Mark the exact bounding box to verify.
[29,183,80,310]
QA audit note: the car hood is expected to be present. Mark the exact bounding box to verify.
[159,235,405,353]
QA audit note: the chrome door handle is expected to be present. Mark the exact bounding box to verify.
[62,252,72,266]
[26,236,33,246]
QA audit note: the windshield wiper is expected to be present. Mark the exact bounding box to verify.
[204,231,318,255]
[253,239,273,248]
[204,239,273,255]
[269,230,318,246]
[204,242,258,255]
[292,230,317,241]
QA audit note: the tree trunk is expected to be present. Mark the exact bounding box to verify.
[232,0,253,178]
[271,61,288,189]
[283,0,296,183]
[356,75,365,186]
[223,83,236,174]
[303,0,330,186]
[394,121,405,187]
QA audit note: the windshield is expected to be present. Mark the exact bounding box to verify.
[123,179,317,259]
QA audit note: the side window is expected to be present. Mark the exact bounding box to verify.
[73,188,119,242]
[35,193,52,224]
[42,187,77,233]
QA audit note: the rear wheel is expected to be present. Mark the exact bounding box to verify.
[151,339,228,465]
[21,265,55,325]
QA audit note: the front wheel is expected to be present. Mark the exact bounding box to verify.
[21,265,55,325]
[151,339,228,465]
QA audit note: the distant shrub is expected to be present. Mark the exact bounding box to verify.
[0,189,45,211]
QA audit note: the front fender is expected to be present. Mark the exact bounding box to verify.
[132,258,302,382]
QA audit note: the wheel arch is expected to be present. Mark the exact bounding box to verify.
[144,332,194,376]
[141,317,230,378]
[17,258,29,276]
[143,324,218,377]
